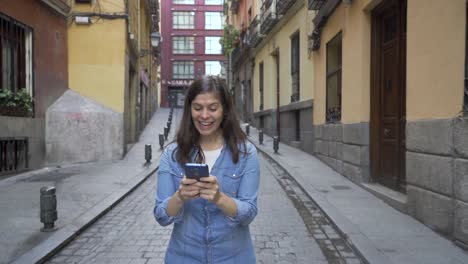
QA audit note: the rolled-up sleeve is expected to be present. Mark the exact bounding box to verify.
[154,145,184,226]
[227,144,260,227]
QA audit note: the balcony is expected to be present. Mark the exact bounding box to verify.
[231,46,241,68]
[260,0,278,35]
[309,0,326,10]
[276,0,295,16]
[231,0,239,13]
[247,16,263,47]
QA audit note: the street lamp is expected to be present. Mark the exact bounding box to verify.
[140,31,162,57]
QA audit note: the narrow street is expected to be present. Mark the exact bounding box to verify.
[45,154,363,264]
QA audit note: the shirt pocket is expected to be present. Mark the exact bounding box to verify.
[222,172,242,198]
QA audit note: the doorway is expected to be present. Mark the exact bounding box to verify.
[370,0,407,192]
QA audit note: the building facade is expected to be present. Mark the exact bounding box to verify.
[160,0,225,108]
[227,0,316,153]
[0,0,70,175]
[227,0,468,249]
[46,0,161,165]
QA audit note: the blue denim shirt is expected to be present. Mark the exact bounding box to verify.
[154,141,260,264]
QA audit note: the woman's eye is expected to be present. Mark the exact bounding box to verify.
[209,108,217,112]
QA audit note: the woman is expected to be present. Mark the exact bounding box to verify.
[154,76,260,263]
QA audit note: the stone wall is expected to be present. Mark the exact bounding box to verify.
[314,123,370,184]
[46,90,124,165]
[406,117,468,247]
[253,99,314,154]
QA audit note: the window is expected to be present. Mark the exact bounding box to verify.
[205,12,223,30]
[259,62,264,110]
[173,36,194,54]
[205,0,223,5]
[173,12,195,29]
[326,32,342,123]
[205,61,223,76]
[173,61,194,79]
[0,13,33,95]
[465,2,468,114]
[291,33,300,102]
[205,36,222,54]
[173,0,194,4]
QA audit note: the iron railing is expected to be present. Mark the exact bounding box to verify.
[0,138,28,175]
[247,16,263,47]
[276,0,295,15]
[309,0,326,10]
[260,0,278,35]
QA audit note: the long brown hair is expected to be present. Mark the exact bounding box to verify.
[173,76,246,165]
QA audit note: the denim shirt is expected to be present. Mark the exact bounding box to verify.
[154,141,260,264]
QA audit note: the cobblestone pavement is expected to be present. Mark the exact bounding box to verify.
[46,154,359,264]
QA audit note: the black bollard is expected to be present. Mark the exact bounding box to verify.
[159,133,165,149]
[40,186,57,232]
[245,124,250,136]
[145,144,152,164]
[273,136,279,153]
[259,130,264,144]
[164,127,168,140]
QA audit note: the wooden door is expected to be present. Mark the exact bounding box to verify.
[371,0,407,192]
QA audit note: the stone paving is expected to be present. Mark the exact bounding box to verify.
[46,155,329,264]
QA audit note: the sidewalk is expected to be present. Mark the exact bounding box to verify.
[0,108,177,264]
[245,124,468,264]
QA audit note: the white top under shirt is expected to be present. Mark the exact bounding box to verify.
[203,147,222,174]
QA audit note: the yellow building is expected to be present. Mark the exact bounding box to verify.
[228,0,468,248]
[46,0,161,164]
[228,0,316,153]
[311,0,467,247]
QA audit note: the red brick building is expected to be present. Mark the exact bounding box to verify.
[160,0,225,108]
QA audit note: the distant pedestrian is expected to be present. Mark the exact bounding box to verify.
[154,75,260,263]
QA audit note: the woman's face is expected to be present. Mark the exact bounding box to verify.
[191,92,224,138]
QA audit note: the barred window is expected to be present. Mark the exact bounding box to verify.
[173,36,194,54]
[0,13,33,94]
[205,12,223,30]
[173,12,195,29]
[464,2,468,114]
[205,36,222,54]
[173,61,194,79]
[259,62,264,111]
[326,32,342,123]
[291,32,300,102]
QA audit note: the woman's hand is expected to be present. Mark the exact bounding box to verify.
[197,176,221,204]
[176,177,200,202]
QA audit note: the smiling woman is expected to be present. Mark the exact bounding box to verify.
[154,75,260,264]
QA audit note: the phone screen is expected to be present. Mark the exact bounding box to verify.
[184,163,209,180]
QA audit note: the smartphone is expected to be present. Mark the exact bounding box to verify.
[184,163,209,181]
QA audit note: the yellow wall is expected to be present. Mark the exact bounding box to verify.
[407,0,465,120]
[69,20,126,113]
[69,0,126,112]
[313,0,466,124]
[253,6,315,111]
[313,0,374,125]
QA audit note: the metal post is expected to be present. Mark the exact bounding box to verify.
[145,144,152,164]
[164,127,168,140]
[273,136,279,153]
[259,130,263,144]
[159,133,165,149]
[245,124,250,136]
[40,186,57,232]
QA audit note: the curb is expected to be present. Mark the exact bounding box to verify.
[12,164,159,264]
[248,136,393,264]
